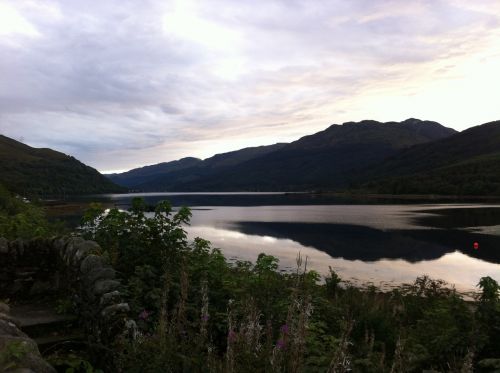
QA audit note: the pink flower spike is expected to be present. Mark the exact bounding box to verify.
[280,324,289,334]
[228,330,237,342]
[139,310,150,320]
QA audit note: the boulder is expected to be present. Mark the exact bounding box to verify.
[0,337,56,373]
[52,237,70,256]
[99,291,121,307]
[84,267,116,286]
[0,302,10,314]
[63,237,86,265]
[80,255,105,275]
[71,240,101,266]
[101,303,129,318]
[0,319,25,337]
[93,279,121,296]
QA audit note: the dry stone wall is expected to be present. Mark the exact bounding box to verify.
[0,236,130,370]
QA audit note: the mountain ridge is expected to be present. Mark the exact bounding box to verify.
[0,135,125,196]
[109,143,288,190]
[363,120,500,195]
[109,118,460,192]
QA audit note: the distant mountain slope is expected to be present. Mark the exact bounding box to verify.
[111,143,287,190]
[287,118,454,150]
[170,119,456,191]
[0,135,124,196]
[202,143,287,169]
[107,157,202,188]
[111,118,456,192]
[364,120,500,195]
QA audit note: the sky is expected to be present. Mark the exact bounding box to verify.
[1,0,500,173]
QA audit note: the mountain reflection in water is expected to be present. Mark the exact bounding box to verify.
[94,193,500,291]
[232,222,500,264]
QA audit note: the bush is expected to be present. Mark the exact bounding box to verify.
[0,184,64,239]
[77,198,500,372]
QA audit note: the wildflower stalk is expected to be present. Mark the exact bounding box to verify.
[226,299,236,373]
[460,349,474,373]
[158,272,170,342]
[200,277,209,339]
[389,334,405,373]
[176,260,189,337]
[328,316,354,373]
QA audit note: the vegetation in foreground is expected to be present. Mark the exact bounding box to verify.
[76,198,500,372]
[1,190,499,372]
[0,184,66,239]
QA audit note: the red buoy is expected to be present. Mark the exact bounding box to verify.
[473,242,479,250]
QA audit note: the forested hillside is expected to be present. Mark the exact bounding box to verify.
[0,135,124,197]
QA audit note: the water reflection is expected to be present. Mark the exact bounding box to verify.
[86,193,500,291]
[415,207,500,229]
[187,225,500,292]
[184,204,500,291]
[232,222,500,263]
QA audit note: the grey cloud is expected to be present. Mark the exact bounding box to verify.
[1,0,499,170]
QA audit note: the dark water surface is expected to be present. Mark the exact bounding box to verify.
[82,192,500,291]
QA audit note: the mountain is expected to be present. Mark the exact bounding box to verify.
[107,157,202,188]
[202,143,288,168]
[189,118,455,191]
[0,135,125,196]
[286,118,454,150]
[363,120,500,195]
[110,118,456,191]
[112,143,287,191]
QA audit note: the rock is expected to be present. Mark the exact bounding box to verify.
[80,255,104,275]
[93,279,121,296]
[0,313,19,326]
[71,240,101,266]
[0,312,18,326]
[63,237,86,265]
[0,337,56,372]
[0,319,25,337]
[99,291,121,307]
[52,237,69,255]
[85,267,115,286]
[101,303,129,317]
[0,335,36,350]
[0,302,10,314]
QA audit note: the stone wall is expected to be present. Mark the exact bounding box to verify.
[0,236,130,369]
[0,237,62,299]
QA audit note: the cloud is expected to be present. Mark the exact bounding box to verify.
[1,0,500,171]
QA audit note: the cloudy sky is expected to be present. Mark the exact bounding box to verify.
[1,0,500,172]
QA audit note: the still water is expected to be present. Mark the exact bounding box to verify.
[93,193,500,292]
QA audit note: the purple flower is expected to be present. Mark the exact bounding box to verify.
[139,310,150,320]
[201,314,210,322]
[276,339,286,349]
[228,330,237,342]
[280,324,289,334]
